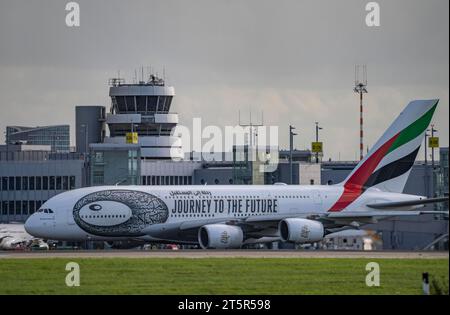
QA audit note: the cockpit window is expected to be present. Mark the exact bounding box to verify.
[37,208,54,213]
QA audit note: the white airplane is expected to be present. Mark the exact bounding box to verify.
[0,223,47,250]
[24,99,448,248]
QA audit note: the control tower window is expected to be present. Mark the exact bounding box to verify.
[148,96,158,112]
[116,96,127,112]
[160,128,172,135]
[125,96,135,111]
[161,96,172,112]
[136,96,146,113]
[157,96,165,112]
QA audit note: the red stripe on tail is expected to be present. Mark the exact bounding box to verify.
[328,132,400,212]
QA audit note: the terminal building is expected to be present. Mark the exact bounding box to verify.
[0,145,85,222]
[6,125,70,153]
[0,73,448,250]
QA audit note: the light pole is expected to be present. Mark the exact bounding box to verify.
[81,124,89,187]
[431,125,437,168]
[424,129,431,198]
[289,125,297,185]
[315,122,323,164]
[4,131,8,161]
[424,129,430,165]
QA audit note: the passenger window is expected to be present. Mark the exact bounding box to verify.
[44,209,48,213]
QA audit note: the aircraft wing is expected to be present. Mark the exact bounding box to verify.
[366,197,448,209]
[168,209,447,232]
[178,215,309,230]
[240,209,448,235]
[317,197,449,230]
[143,205,448,241]
[314,210,447,233]
[326,210,448,218]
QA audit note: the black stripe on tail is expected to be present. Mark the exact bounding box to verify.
[364,147,420,189]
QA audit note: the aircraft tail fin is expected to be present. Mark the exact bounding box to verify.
[340,99,438,194]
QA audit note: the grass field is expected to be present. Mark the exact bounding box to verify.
[0,258,448,294]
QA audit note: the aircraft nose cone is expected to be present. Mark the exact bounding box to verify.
[24,215,38,237]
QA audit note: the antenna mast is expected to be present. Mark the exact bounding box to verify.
[238,109,264,147]
[354,65,368,161]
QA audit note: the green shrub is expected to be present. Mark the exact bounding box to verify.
[431,276,449,295]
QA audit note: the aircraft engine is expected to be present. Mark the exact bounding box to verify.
[279,218,324,243]
[198,224,243,249]
[0,237,19,250]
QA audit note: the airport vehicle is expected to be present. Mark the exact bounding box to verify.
[24,99,448,248]
[0,223,47,250]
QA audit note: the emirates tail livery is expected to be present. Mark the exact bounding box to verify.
[25,99,448,248]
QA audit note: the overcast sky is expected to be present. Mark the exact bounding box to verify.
[0,0,448,161]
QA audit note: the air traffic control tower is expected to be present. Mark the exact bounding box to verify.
[104,74,183,160]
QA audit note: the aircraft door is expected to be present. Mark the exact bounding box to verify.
[67,207,75,225]
[312,190,323,205]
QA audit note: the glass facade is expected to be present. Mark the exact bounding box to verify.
[141,175,192,185]
[0,200,44,216]
[435,148,449,212]
[0,175,76,192]
[232,146,265,185]
[90,146,141,186]
[0,175,76,217]
[6,125,70,152]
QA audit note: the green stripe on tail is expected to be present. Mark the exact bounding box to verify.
[387,101,438,154]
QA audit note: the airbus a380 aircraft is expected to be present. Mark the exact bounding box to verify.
[25,99,448,248]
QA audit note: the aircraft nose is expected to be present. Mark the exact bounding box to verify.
[24,214,40,237]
